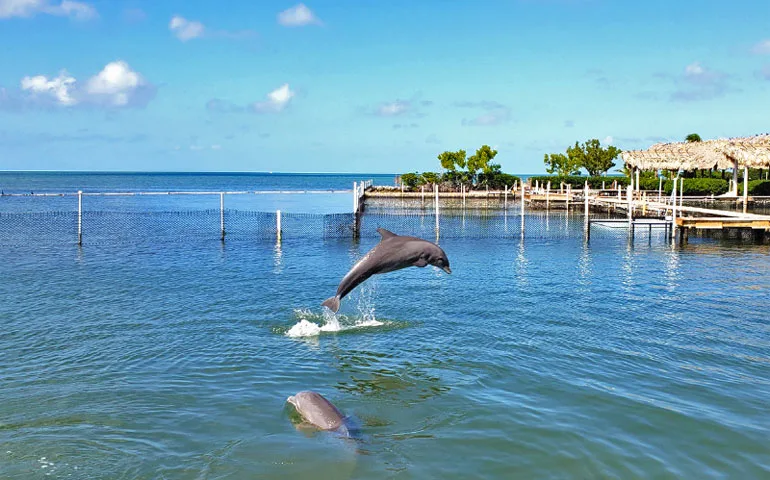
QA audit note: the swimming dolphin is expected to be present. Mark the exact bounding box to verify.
[321,228,451,313]
[286,390,351,436]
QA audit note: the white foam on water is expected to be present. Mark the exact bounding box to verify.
[285,306,383,338]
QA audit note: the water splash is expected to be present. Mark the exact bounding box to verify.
[285,301,384,338]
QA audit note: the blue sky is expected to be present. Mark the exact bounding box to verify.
[1,0,769,174]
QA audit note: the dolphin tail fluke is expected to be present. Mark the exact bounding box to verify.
[321,295,341,313]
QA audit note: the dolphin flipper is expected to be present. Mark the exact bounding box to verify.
[321,295,341,313]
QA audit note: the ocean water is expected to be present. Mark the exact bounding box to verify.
[1,173,769,479]
[0,172,396,214]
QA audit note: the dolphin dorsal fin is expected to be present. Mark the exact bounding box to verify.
[377,228,398,240]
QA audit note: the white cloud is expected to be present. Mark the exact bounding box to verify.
[277,3,320,27]
[462,109,510,126]
[251,83,295,113]
[752,39,770,55]
[456,100,512,127]
[603,136,614,145]
[12,60,153,109]
[85,61,145,106]
[377,100,410,116]
[21,70,77,105]
[169,15,205,41]
[0,0,96,20]
[671,61,730,102]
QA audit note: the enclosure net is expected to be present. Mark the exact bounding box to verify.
[1,194,759,247]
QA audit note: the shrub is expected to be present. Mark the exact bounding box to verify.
[639,178,728,195]
[739,180,770,195]
[681,178,728,195]
[478,172,521,190]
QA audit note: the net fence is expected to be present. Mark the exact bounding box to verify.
[0,204,656,247]
[1,194,762,247]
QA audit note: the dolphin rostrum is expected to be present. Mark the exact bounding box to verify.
[286,390,351,436]
[321,228,451,313]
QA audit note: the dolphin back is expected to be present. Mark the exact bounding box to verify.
[287,391,347,432]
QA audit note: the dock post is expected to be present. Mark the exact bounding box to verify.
[635,169,640,194]
[584,181,590,238]
[276,210,282,243]
[77,190,82,246]
[546,181,551,210]
[435,184,440,241]
[679,177,684,208]
[353,182,358,213]
[566,184,571,209]
[504,185,508,210]
[627,184,633,226]
[462,184,466,208]
[658,177,662,203]
[220,192,225,242]
[671,179,678,241]
[520,183,525,235]
[421,185,425,204]
[743,166,749,213]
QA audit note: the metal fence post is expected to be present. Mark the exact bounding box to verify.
[220,192,225,241]
[276,209,282,242]
[77,190,82,246]
[353,182,358,213]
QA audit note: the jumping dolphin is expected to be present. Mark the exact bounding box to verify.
[286,390,351,436]
[321,228,451,313]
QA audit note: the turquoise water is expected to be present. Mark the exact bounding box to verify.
[1,173,769,479]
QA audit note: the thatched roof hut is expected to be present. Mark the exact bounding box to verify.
[622,134,770,171]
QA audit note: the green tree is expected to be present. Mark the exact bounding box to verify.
[543,152,581,176]
[685,133,702,142]
[437,149,467,172]
[400,172,422,189]
[567,139,621,177]
[421,171,441,186]
[466,145,498,177]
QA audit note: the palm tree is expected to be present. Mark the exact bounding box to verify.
[685,133,702,142]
